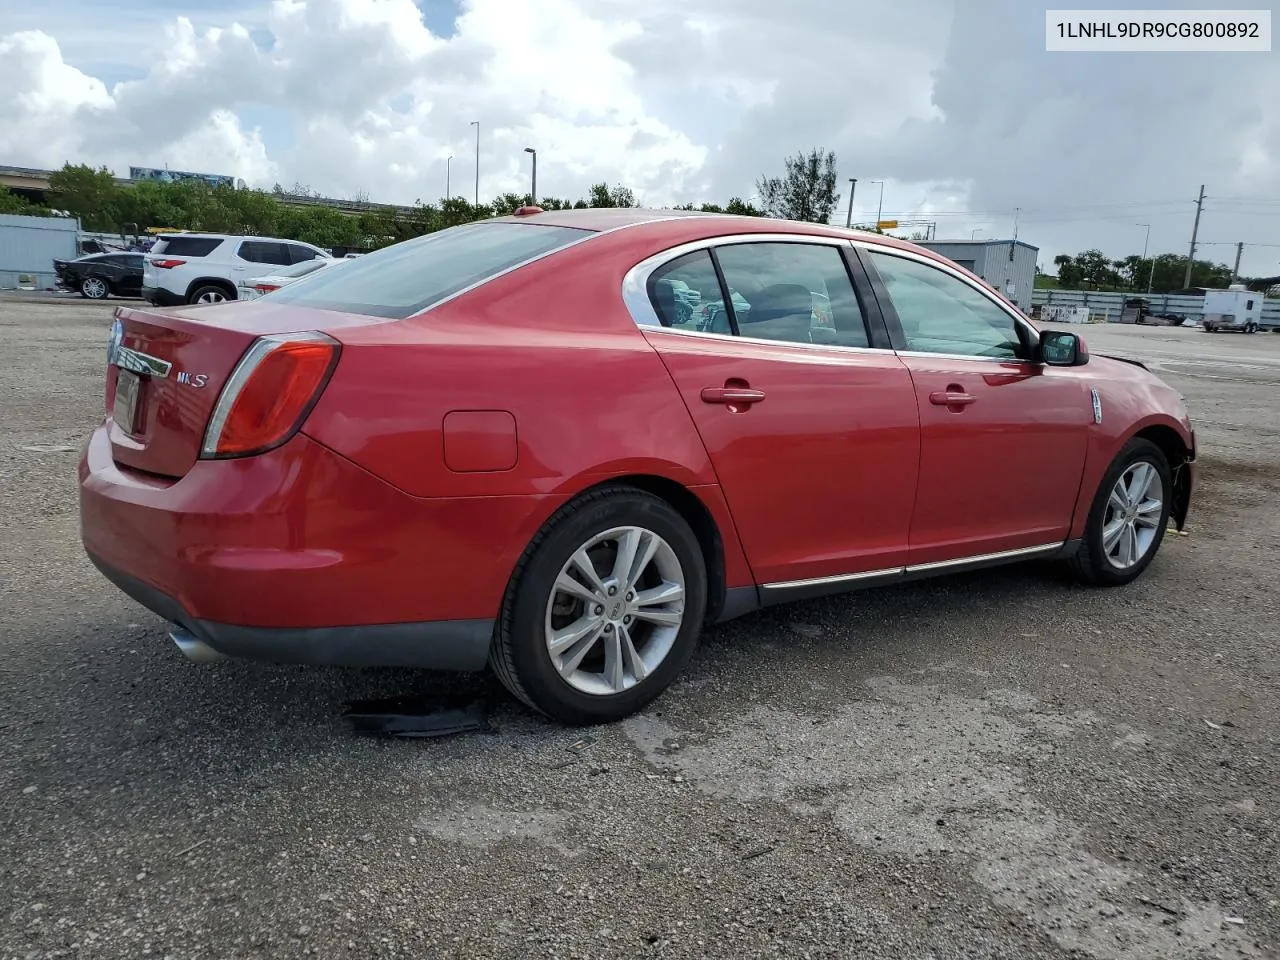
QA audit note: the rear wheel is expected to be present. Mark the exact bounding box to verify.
[80,277,109,300]
[489,486,707,725]
[1068,438,1171,587]
[189,284,232,305]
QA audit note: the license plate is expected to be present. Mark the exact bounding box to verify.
[113,369,142,433]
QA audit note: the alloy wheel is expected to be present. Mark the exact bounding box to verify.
[544,525,686,696]
[1101,460,1164,569]
[82,278,107,299]
[197,290,226,303]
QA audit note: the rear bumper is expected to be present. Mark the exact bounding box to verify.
[142,285,187,307]
[89,554,493,670]
[78,423,561,670]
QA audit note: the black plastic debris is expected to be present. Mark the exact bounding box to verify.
[344,695,489,739]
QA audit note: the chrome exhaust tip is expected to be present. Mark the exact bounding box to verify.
[169,627,227,663]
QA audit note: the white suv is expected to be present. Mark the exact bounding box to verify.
[142,233,331,306]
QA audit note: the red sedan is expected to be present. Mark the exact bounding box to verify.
[79,209,1196,724]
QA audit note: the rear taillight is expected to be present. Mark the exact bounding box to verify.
[149,258,186,269]
[200,332,340,459]
[254,283,280,294]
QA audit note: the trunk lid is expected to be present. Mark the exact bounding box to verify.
[105,300,383,478]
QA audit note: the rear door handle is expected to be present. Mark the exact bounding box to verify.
[701,387,766,405]
[929,391,976,406]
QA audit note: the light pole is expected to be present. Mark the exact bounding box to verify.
[446,155,452,201]
[469,121,479,207]
[524,147,537,205]
[845,178,857,229]
[1137,223,1151,293]
[870,180,885,228]
[971,227,983,240]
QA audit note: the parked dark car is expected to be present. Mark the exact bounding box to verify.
[53,253,144,300]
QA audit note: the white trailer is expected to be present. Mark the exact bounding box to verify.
[1202,286,1263,334]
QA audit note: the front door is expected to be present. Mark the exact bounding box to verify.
[860,248,1091,566]
[638,239,921,587]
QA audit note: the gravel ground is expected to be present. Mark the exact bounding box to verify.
[1,300,1276,960]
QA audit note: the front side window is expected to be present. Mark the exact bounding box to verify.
[714,242,870,349]
[267,222,590,319]
[866,251,1024,359]
[646,250,732,334]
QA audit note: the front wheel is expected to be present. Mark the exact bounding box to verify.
[489,486,708,725]
[1068,438,1172,587]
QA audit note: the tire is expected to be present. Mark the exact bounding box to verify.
[80,277,109,300]
[188,284,232,305]
[489,485,708,725]
[1068,438,1172,587]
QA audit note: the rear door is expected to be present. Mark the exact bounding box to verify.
[858,247,1091,565]
[632,236,920,590]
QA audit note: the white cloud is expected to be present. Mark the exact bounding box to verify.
[2,0,1278,275]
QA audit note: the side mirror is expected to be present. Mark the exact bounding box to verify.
[1039,330,1089,366]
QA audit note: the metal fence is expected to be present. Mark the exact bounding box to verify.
[1031,288,1280,328]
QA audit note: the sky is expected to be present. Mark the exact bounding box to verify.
[2,0,1278,277]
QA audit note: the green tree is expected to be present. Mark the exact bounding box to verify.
[1072,249,1122,288]
[724,197,764,217]
[0,186,49,216]
[1053,254,1081,287]
[587,182,637,208]
[47,163,120,230]
[1114,254,1151,290]
[755,148,841,223]
[1147,253,1231,292]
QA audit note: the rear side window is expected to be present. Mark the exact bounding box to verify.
[646,250,732,334]
[287,243,323,264]
[267,222,592,319]
[151,236,223,257]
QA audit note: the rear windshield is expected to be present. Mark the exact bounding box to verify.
[265,222,592,319]
[151,236,224,257]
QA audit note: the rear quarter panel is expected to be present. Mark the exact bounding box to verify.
[299,236,754,589]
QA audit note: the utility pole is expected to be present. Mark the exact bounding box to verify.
[1183,184,1205,288]
[1136,223,1150,292]
[446,155,452,201]
[845,178,857,229]
[1232,241,1244,283]
[470,121,480,207]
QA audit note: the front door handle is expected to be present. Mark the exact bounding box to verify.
[701,386,766,405]
[929,389,976,408]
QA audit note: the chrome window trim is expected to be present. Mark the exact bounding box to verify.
[760,541,1064,592]
[620,232,881,353]
[642,324,898,357]
[851,242,1042,360]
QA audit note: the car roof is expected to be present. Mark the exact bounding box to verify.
[157,232,319,244]
[490,207,939,258]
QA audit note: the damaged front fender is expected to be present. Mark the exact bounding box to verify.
[1169,433,1196,532]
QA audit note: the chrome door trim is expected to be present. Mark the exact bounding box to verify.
[761,564,905,594]
[902,541,1064,574]
[759,540,1066,595]
[641,324,898,358]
